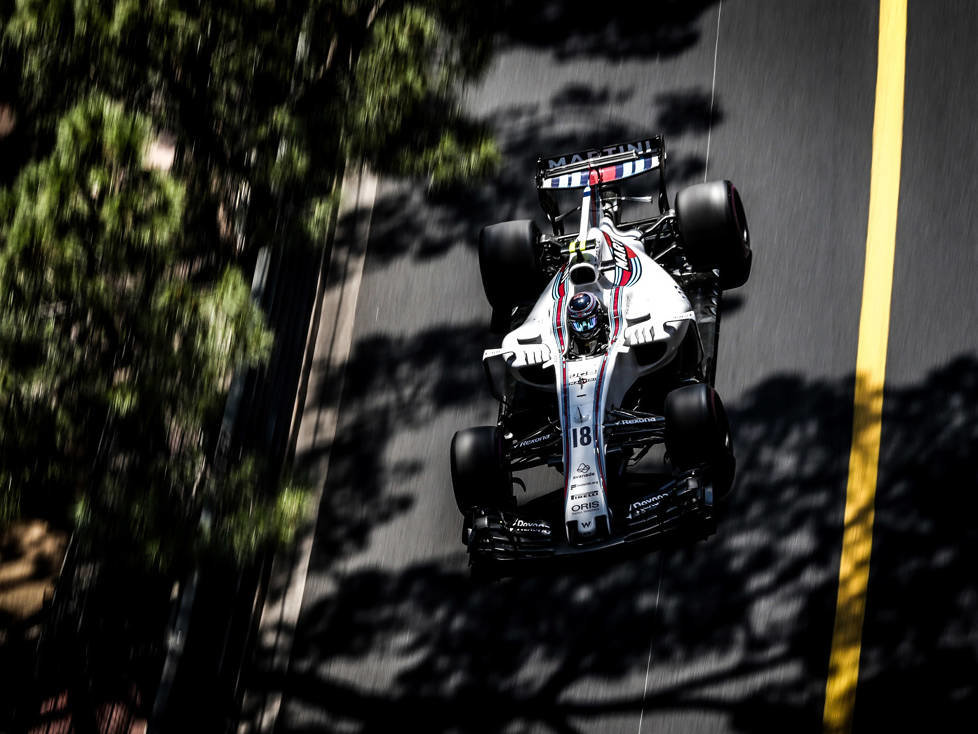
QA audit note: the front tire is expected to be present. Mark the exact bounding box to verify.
[664,383,735,501]
[479,220,543,316]
[675,180,752,289]
[450,426,511,512]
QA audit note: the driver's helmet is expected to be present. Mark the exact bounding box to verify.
[567,292,601,340]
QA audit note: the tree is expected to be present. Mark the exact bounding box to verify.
[0,96,297,570]
[0,1,503,723]
[1,0,499,566]
[3,0,500,250]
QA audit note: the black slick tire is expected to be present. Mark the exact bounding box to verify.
[479,220,543,313]
[675,180,752,289]
[664,383,735,501]
[450,426,510,512]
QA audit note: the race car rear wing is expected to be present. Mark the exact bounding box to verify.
[534,135,671,233]
[535,136,665,189]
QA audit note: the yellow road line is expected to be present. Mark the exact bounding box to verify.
[823,2,906,732]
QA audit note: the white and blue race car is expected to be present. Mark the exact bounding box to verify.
[452,136,751,571]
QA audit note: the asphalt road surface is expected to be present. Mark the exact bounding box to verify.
[259,2,978,732]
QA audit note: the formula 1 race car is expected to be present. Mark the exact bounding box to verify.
[451,135,751,572]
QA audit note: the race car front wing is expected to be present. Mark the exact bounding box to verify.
[463,469,716,564]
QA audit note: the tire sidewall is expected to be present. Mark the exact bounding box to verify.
[451,426,509,511]
[479,220,542,311]
[664,383,735,496]
[675,180,752,289]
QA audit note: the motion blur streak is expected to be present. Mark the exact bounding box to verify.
[823,1,906,732]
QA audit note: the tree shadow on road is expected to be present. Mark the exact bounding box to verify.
[359,0,724,262]
[496,1,720,61]
[292,319,495,564]
[247,350,978,733]
[367,82,715,262]
[854,357,978,732]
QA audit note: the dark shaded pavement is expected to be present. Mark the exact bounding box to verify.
[250,3,978,732]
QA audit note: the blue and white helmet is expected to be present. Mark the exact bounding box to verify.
[567,292,601,339]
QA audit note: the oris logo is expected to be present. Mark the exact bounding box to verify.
[571,501,600,513]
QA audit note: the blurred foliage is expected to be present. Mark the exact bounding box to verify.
[0,96,275,570]
[0,0,499,572]
[205,459,312,564]
[1,0,500,246]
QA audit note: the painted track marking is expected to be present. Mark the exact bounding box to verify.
[823,2,906,732]
[703,0,723,182]
[637,560,664,734]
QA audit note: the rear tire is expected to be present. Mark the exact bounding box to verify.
[479,220,543,314]
[664,383,735,501]
[450,426,511,512]
[675,180,751,289]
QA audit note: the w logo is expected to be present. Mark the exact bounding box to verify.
[580,521,592,530]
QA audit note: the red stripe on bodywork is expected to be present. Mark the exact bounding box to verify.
[553,274,572,499]
[593,281,624,499]
[561,360,571,499]
[554,276,566,352]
